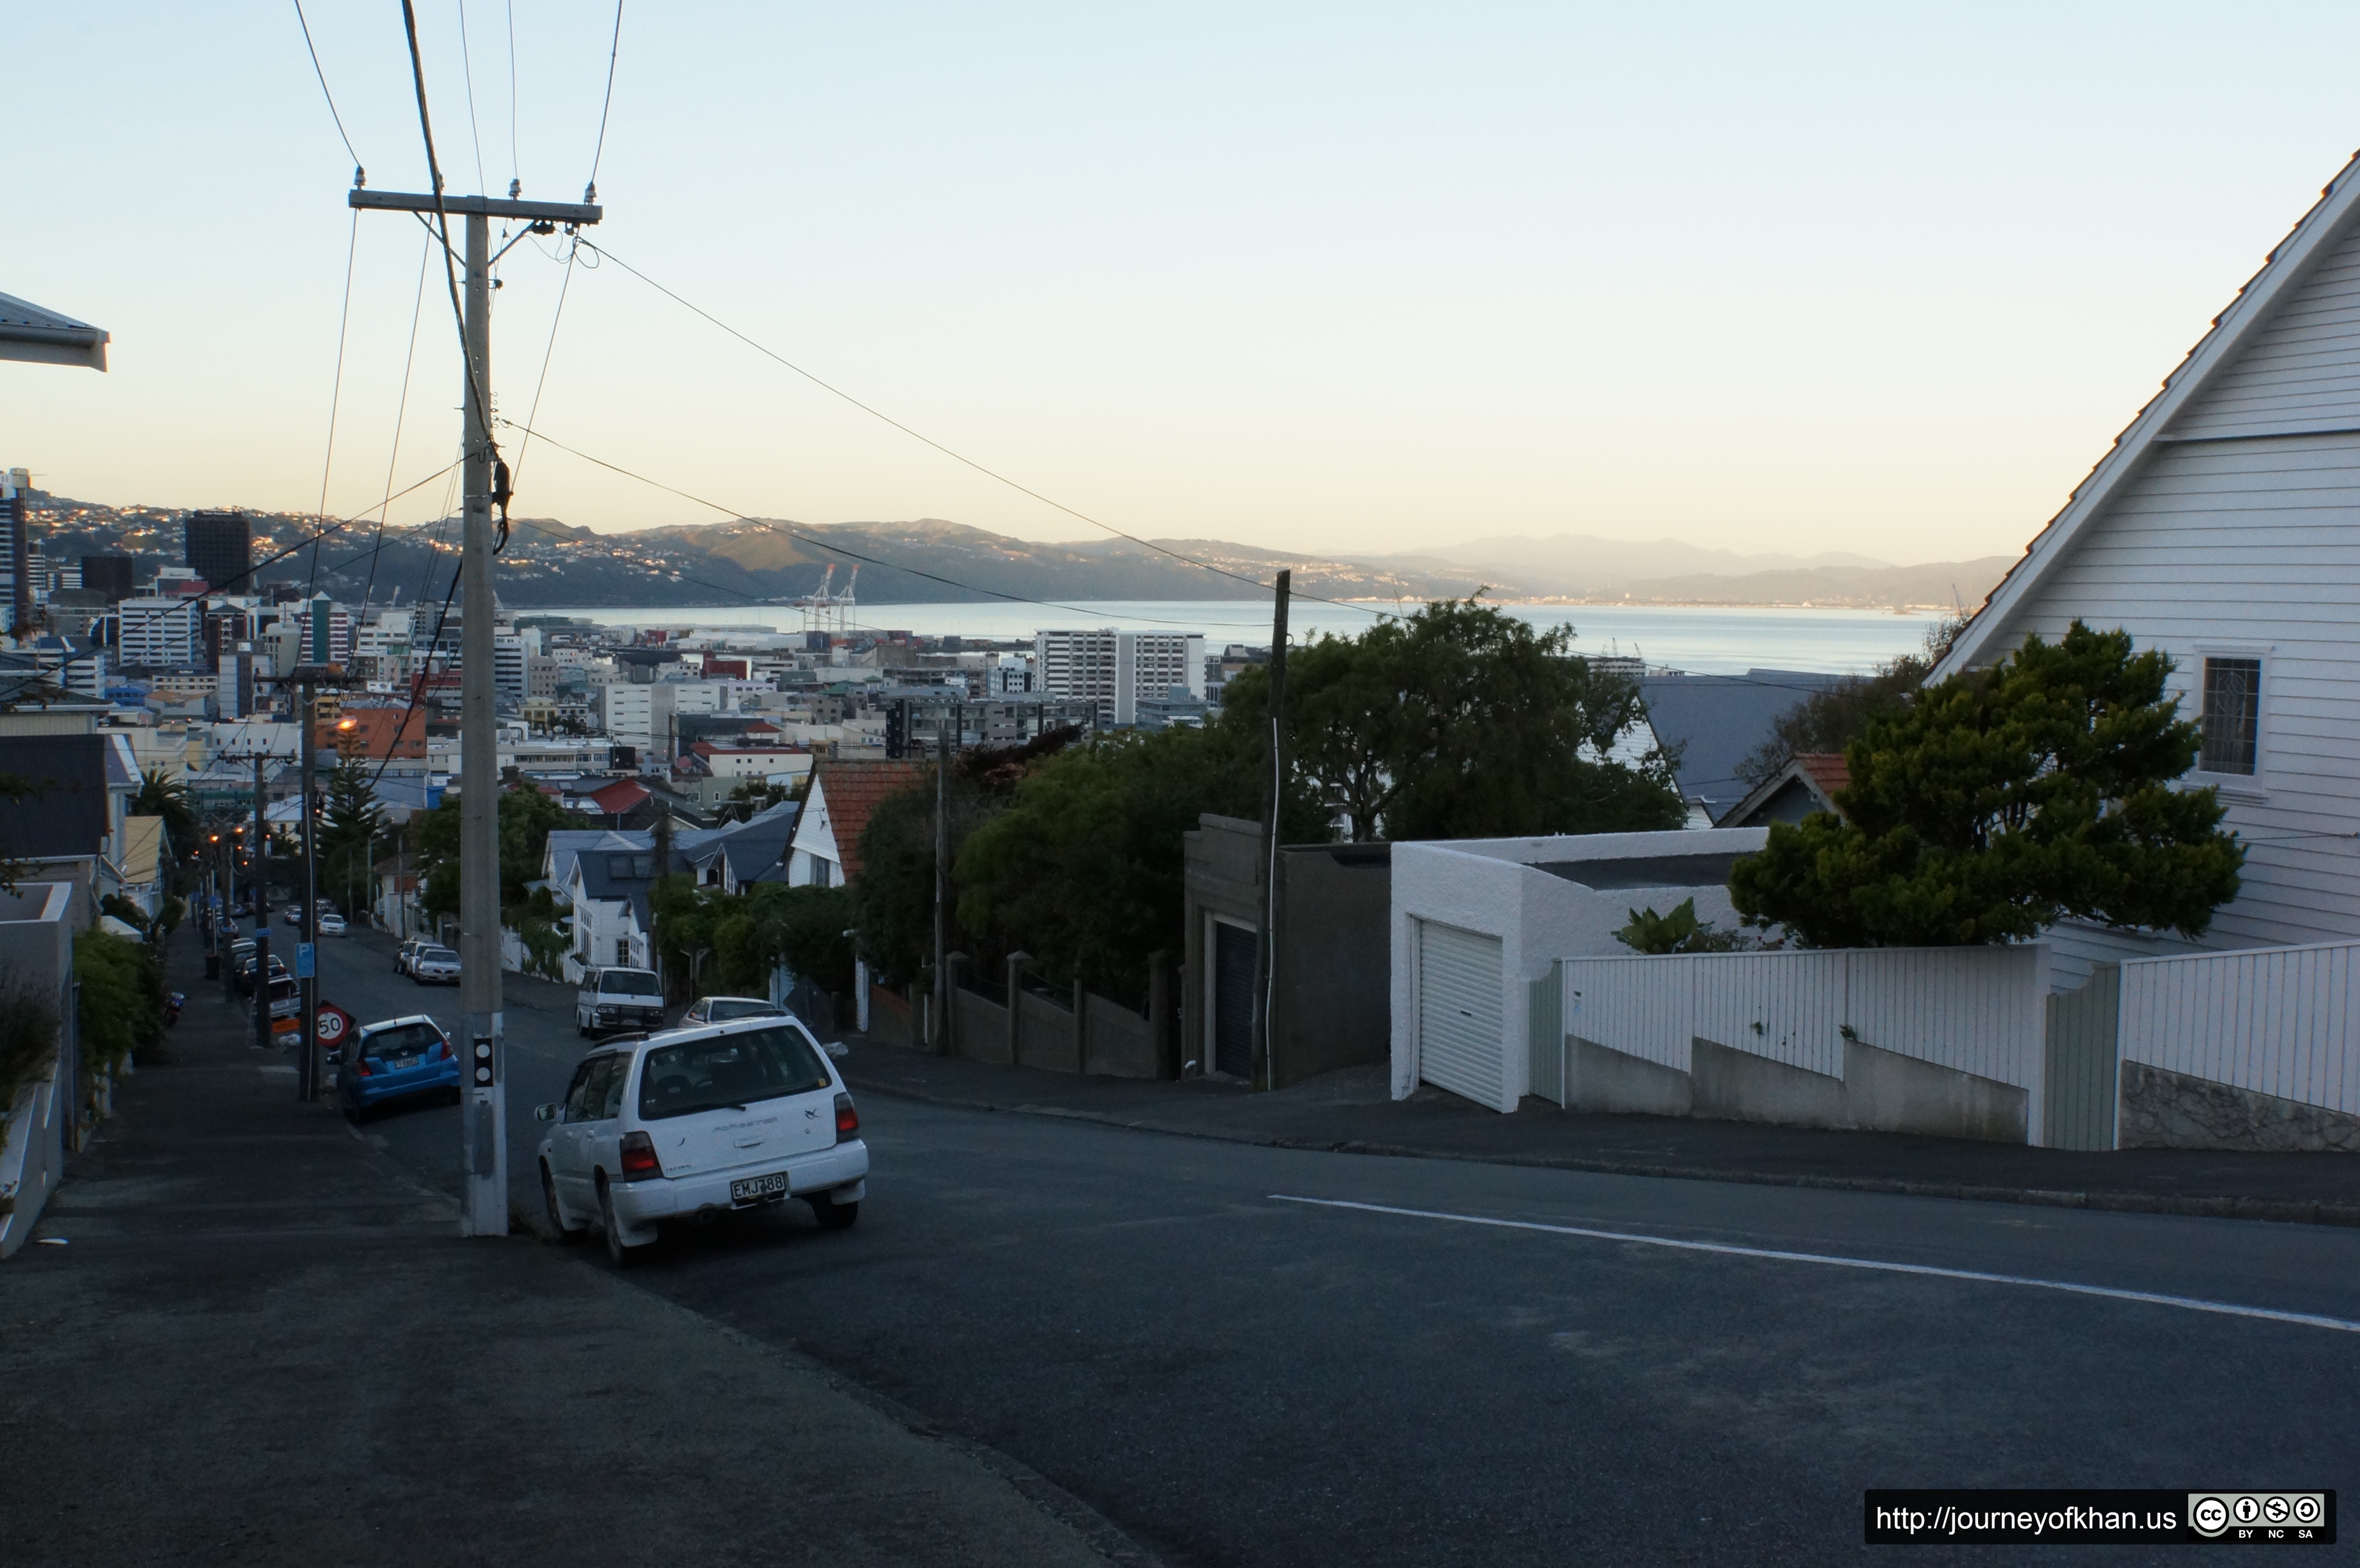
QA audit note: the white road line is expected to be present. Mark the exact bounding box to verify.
[1270,1194,2360,1336]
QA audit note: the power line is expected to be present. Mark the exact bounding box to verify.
[358,234,436,615]
[500,418,1287,631]
[456,0,489,197]
[291,0,362,172]
[28,461,464,687]
[307,208,362,598]
[586,0,624,199]
[399,0,495,486]
[574,238,1387,618]
[505,0,520,189]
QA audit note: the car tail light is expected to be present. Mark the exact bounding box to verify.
[620,1130,663,1180]
[834,1092,859,1140]
[429,1038,449,1060]
[353,1058,373,1078]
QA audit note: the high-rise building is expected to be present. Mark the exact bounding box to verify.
[184,510,252,596]
[115,596,206,669]
[79,554,134,602]
[1033,629,1205,727]
[0,466,30,633]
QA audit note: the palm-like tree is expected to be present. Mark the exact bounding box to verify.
[132,769,199,861]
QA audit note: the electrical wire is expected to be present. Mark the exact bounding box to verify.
[357,234,436,616]
[399,0,497,493]
[505,0,520,190]
[291,0,362,171]
[307,209,362,597]
[456,0,489,197]
[574,238,1386,618]
[500,418,1291,631]
[586,0,624,198]
[31,461,464,687]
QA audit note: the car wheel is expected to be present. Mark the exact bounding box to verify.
[600,1179,650,1267]
[810,1193,860,1231]
[543,1165,585,1243]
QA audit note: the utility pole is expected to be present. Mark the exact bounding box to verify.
[252,750,271,1052]
[350,183,602,1236]
[1250,571,1291,1092]
[932,710,949,1053]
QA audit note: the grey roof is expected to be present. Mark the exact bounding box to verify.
[0,290,109,370]
[0,735,113,859]
[1639,669,1848,816]
[719,806,799,885]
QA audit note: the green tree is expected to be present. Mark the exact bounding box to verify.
[318,759,390,916]
[952,723,1324,1002]
[131,769,198,863]
[714,882,854,997]
[74,928,163,1075]
[1223,599,1685,842]
[416,782,574,917]
[1728,621,2244,947]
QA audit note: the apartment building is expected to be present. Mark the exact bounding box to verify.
[1033,629,1205,726]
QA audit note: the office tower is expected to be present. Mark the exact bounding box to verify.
[184,510,252,595]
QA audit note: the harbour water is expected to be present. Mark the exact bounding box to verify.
[522,600,1948,675]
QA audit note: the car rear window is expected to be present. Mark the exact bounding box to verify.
[359,1023,440,1059]
[600,969,661,997]
[419,947,457,963]
[637,1026,830,1121]
[709,999,782,1022]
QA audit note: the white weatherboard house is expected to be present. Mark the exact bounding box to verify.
[1935,149,2360,975]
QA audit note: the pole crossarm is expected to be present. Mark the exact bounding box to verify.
[351,189,602,225]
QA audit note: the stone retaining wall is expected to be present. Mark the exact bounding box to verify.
[2119,1061,2360,1153]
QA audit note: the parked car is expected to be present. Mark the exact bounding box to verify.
[678,995,787,1028]
[394,937,424,975]
[235,952,288,997]
[284,905,304,927]
[410,945,461,985]
[534,1014,868,1265]
[318,912,347,938]
[575,967,666,1037]
[339,1016,459,1119]
[266,974,302,1036]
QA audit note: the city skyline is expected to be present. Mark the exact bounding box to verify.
[9,4,2360,571]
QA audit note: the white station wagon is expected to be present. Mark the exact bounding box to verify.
[535,1015,868,1265]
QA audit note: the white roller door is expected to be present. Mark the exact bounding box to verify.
[1418,920,1504,1108]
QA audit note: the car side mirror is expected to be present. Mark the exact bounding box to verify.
[534,1103,560,1122]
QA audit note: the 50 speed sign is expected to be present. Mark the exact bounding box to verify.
[315,1002,355,1045]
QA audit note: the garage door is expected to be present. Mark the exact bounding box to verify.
[1418,920,1504,1108]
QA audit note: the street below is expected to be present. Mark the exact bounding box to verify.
[316,931,2360,1567]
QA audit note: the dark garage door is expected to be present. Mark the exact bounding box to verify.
[1213,920,1256,1078]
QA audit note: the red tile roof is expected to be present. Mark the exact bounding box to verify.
[1793,753,1850,799]
[589,777,652,815]
[811,759,925,882]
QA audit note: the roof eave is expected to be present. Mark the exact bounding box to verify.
[1933,148,2360,676]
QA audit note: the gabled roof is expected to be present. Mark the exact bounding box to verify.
[588,777,651,815]
[1935,149,2360,675]
[803,759,922,882]
[1715,752,1849,829]
[1639,670,1847,818]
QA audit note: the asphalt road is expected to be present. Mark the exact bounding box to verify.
[311,931,2360,1567]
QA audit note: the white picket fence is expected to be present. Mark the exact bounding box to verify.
[1559,944,2048,1089]
[2118,939,2360,1118]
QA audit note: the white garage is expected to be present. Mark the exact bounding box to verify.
[1390,828,1768,1111]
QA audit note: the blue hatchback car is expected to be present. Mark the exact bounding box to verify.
[339,1016,460,1119]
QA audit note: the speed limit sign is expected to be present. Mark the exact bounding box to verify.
[316,1002,354,1045]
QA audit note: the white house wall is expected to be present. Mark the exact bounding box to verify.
[2167,218,2360,441]
[1977,431,2360,950]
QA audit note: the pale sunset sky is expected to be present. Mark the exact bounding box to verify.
[7,2,2360,565]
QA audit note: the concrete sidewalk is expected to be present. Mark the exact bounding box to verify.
[0,939,1132,1568]
[836,1039,2360,1227]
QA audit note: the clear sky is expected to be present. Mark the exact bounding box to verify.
[8,3,2360,566]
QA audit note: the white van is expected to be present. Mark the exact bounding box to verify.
[534,1015,868,1264]
[575,966,666,1036]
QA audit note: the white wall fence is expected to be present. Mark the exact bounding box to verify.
[1546,944,2050,1143]
[1559,946,2046,1084]
[2119,939,2360,1119]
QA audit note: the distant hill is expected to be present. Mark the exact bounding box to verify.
[16,493,2008,611]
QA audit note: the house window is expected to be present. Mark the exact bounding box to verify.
[615,939,630,965]
[2200,658,2261,776]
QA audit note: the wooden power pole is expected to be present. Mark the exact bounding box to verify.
[351,184,602,1235]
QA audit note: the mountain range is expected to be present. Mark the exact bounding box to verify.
[23,494,2012,612]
